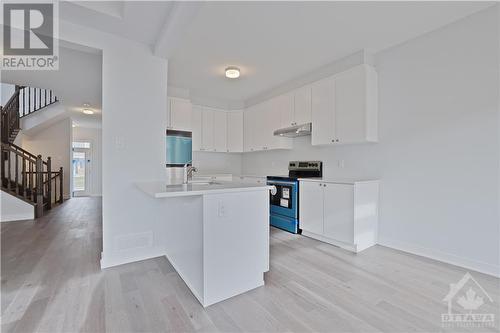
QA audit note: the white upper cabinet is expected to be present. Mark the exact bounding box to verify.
[201,108,215,151]
[278,93,294,128]
[267,96,292,150]
[292,85,312,125]
[167,97,192,131]
[226,111,244,153]
[334,64,378,144]
[244,106,256,152]
[213,110,227,152]
[277,86,311,128]
[311,64,378,145]
[192,105,202,151]
[311,77,336,145]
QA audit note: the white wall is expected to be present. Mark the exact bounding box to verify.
[243,6,500,276]
[21,118,72,199]
[1,83,15,106]
[73,126,102,196]
[193,152,242,175]
[0,191,34,222]
[59,20,170,268]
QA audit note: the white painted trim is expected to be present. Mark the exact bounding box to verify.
[166,253,205,306]
[302,230,358,253]
[100,249,166,269]
[0,214,33,223]
[378,237,500,278]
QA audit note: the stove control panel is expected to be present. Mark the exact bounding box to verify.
[288,161,322,171]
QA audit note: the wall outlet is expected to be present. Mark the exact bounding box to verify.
[218,201,226,217]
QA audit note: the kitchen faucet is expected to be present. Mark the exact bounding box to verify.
[183,161,197,184]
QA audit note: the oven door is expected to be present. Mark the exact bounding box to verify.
[267,180,298,219]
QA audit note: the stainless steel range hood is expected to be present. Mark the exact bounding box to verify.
[273,123,312,138]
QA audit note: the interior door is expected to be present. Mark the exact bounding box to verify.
[72,148,90,196]
[323,183,354,244]
[299,181,323,235]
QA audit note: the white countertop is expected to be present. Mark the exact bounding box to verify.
[298,177,379,185]
[136,181,272,198]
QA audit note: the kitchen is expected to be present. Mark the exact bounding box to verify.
[2,2,497,332]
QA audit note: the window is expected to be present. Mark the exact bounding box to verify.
[72,141,91,149]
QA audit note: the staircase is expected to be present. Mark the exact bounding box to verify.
[1,85,63,218]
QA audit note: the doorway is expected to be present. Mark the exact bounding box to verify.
[72,141,91,197]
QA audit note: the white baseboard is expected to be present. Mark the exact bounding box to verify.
[0,213,34,222]
[100,249,166,269]
[378,237,500,278]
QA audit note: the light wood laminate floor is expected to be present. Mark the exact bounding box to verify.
[1,197,499,333]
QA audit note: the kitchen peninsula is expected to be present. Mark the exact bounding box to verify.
[136,181,271,307]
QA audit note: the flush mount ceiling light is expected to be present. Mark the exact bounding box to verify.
[225,66,240,79]
[82,109,94,115]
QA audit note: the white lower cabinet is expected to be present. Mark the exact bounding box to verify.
[299,179,379,253]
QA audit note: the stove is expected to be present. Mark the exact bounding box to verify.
[267,161,322,233]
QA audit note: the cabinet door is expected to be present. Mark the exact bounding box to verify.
[227,111,243,152]
[170,98,192,131]
[267,97,291,150]
[213,110,227,152]
[244,107,256,152]
[252,103,266,151]
[334,66,367,144]
[192,105,202,151]
[323,183,354,244]
[278,93,294,128]
[311,77,336,145]
[202,108,215,151]
[299,181,324,235]
[293,85,312,125]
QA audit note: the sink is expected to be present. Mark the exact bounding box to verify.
[166,181,221,188]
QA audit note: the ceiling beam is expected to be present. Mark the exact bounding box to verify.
[153,1,204,58]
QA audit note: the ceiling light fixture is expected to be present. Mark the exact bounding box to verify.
[225,66,240,79]
[82,109,94,115]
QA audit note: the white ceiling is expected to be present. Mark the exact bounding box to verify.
[168,1,494,103]
[31,1,496,108]
[60,1,174,47]
[1,45,102,128]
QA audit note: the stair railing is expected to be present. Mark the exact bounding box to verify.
[18,86,58,118]
[1,86,21,143]
[1,143,64,217]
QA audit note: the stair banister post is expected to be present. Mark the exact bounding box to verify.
[35,154,43,218]
[47,157,52,209]
[59,167,63,204]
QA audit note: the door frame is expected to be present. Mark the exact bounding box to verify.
[72,140,93,197]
